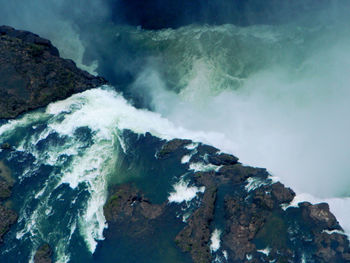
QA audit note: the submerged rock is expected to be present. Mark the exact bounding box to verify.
[0,25,106,119]
[34,244,52,263]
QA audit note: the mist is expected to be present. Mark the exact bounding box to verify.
[0,0,111,74]
[130,21,350,198]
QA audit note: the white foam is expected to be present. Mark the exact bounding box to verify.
[168,178,205,203]
[245,177,269,192]
[181,155,191,164]
[210,229,222,252]
[185,143,199,150]
[189,162,219,172]
[257,247,270,256]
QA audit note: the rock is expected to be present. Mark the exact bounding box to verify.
[175,186,217,263]
[156,138,191,158]
[223,196,262,261]
[218,164,268,184]
[270,182,295,204]
[0,162,17,244]
[0,179,12,200]
[0,204,17,243]
[104,184,164,223]
[0,26,59,56]
[299,202,340,230]
[103,135,350,262]
[0,143,12,150]
[313,232,350,263]
[0,25,107,119]
[34,244,52,263]
[207,153,239,166]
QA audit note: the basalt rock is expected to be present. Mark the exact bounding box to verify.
[175,186,217,263]
[0,25,107,119]
[34,244,52,263]
[157,139,350,263]
[0,204,17,243]
[0,162,17,244]
[0,143,12,151]
[102,137,350,263]
[104,185,165,237]
[299,202,340,230]
[207,153,238,166]
[156,138,192,158]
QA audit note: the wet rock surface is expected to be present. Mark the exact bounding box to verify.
[104,184,165,223]
[34,244,52,263]
[0,204,17,243]
[104,138,350,263]
[175,185,217,263]
[0,161,16,244]
[0,25,106,119]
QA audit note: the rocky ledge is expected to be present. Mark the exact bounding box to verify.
[104,138,350,263]
[0,25,106,119]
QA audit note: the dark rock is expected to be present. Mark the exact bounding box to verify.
[270,182,295,204]
[299,202,340,230]
[0,25,107,119]
[104,184,166,239]
[196,144,219,156]
[175,186,217,263]
[0,204,17,243]
[218,164,269,184]
[0,26,58,56]
[223,196,262,261]
[0,179,12,200]
[207,153,239,166]
[34,244,52,263]
[104,184,164,223]
[313,232,350,263]
[101,135,350,263]
[0,143,12,150]
[157,138,191,158]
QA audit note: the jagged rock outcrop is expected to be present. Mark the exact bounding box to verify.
[175,185,217,263]
[157,139,350,263]
[0,25,106,119]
